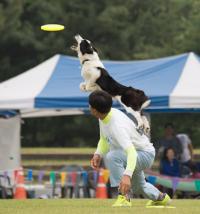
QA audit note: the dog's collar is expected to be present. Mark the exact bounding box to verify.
[81,59,90,65]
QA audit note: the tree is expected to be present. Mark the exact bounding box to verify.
[1,0,200,147]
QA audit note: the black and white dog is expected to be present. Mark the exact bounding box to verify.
[71,35,150,134]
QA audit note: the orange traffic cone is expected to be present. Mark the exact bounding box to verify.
[95,169,108,198]
[14,168,27,199]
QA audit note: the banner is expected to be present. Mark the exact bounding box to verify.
[82,171,88,186]
[147,175,157,185]
[50,171,56,185]
[60,172,66,187]
[38,170,44,183]
[145,170,200,192]
[172,177,179,192]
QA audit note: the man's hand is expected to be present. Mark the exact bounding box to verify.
[119,175,131,195]
[90,154,102,170]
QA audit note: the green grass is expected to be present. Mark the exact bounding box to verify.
[194,149,200,154]
[21,147,200,168]
[21,147,94,167]
[21,147,200,155]
[21,147,95,154]
[22,159,90,166]
[0,199,199,214]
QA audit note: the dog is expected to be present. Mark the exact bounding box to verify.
[71,34,150,134]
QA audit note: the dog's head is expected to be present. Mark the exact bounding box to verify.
[71,35,98,61]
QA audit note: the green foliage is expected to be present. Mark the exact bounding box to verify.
[21,115,99,147]
[1,0,200,82]
[1,0,200,147]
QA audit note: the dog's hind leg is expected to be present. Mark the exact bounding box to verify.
[115,96,144,130]
[141,100,151,136]
[141,115,150,136]
[126,107,150,136]
[115,96,150,136]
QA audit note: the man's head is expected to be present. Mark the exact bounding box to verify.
[164,123,175,137]
[89,90,112,119]
[163,147,175,161]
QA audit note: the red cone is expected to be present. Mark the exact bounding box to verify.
[96,169,108,199]
[14,168,27,199]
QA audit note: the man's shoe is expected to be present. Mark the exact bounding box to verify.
[146,193,171,207]
[112,195,132,207]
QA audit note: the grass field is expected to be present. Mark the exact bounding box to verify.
[21,147,200,155]
[21,147,200,170]
[21,148,95,154]
[0,199,200,214]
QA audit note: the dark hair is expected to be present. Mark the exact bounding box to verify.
[162,147,175,161]
[89,90,112,114]
[164,123,174,129]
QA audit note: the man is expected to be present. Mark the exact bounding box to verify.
[89,90,170,207]
[176,133,193,167]
[157,123,182,160]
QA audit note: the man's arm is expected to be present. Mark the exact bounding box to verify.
[186,135,193,160]
[113,126,138,195]
[91,135,109,170]
[95,135,109,157]
[188,143,193,160]
[124,145,137,177]
[112,126,138,177]
[119,145,138,194]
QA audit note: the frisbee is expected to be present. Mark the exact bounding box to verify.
[41,24,65,31]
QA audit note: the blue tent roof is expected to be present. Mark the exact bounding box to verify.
[36,53,186,108]
[0,110,17,118]
[0,52,200,117]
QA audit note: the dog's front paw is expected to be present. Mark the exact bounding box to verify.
[85,84,99,92]
[80,83,87,91]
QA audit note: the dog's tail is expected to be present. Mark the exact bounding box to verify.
[115,96,135,114]
[141,99,151,110]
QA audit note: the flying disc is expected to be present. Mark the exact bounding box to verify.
[41,24,65,31]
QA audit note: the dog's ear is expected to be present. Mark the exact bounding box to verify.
[91,44,98,53]
[93,47,98,53]
[80,40,93,54]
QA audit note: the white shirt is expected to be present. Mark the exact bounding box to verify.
[176,133,192,163]
[99,108,154,152]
